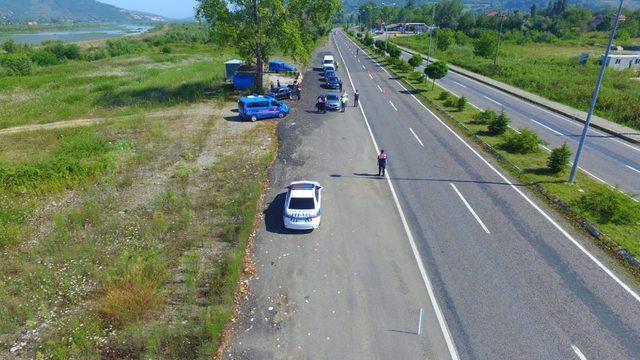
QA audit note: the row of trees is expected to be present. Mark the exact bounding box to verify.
[353,0,640,42]
[197,0,342,90]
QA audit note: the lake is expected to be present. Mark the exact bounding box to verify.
[0,24,153,45]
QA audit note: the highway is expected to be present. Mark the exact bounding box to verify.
[393,41,640,200]
[334,30,640,359]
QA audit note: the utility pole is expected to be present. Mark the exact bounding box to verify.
[427,5,435,64]
[494,10,505,66]
[569,0,625,184]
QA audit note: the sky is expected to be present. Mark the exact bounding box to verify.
[97,0,199,19]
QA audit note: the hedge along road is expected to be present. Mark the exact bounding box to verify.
[393,43,640,201]
[227,37,455,359]
[336,30,640,359]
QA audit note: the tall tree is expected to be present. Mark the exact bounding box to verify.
[197,0,341,90]
[434,0,464,29]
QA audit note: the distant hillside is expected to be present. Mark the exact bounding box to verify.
[0,0,166,23]
[343,0,640,12]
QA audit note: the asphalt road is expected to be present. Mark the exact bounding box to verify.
[334,30,640,359]
[394,42,640,200]
[228,39,455,359]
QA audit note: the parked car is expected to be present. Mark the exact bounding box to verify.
[323,69,336,78]
[283,181,323,230]
[325,76,342,89]
[238,95,289,122]
[267,86,293,100]
[269,61,296,73]
[324,92,341,111]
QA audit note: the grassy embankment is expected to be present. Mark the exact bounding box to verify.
[351,34,640,262]
[0,25,278,358]
[392,34,640,130]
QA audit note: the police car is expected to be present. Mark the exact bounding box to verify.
[283,181,323,230]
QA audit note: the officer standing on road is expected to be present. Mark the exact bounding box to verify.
[377,149,387,176]
[296,84,301,100]
[354,90,359,107]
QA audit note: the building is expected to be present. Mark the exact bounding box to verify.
[602,51,640,71]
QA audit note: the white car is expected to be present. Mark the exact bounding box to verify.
[283,181,323,230]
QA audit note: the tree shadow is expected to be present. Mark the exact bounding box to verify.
[523,168,566,182]
[400,89,423,95]
[264,192,312,235]
[95,81,232,108]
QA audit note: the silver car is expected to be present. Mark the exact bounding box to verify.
[325,93,341,111]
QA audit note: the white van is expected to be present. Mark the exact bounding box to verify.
[323,55,338,70]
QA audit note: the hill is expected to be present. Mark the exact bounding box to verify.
[343,0,640,12]
[0,0,166,23]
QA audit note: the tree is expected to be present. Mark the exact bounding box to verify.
[531,4,538,17]
[458,12,476,33]
[436,28,455,51]
[488,109,509,135]
[197,0,341,91]
[424,61,448,90]
[408,53,423,69]
[2,39,17,54]
[548,143,571,174]
[434,0,464,29]
[473,32,498,58]
[386,43,401,59]
[456,96,467,111]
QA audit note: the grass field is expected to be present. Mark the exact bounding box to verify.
[0,27,280,358]
[392,34,640,130]
[353,35,640,261]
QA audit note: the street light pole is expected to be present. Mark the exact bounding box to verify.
[427,5,435,64]
[569,0,624,184]
[494,10,505,66]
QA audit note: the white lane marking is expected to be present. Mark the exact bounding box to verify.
[389,101,398,111]
[626,164,640,174]
[571,344,587,360]
[483,95,502,106]
[468,102,482,110]
[342,33,640,304]
[362,64,365,70]
[357,58,360,62]
[451,80,467,89]
[578,166,608,184]
[529,118,564,136]
[450,184,491,234]
[410,127,424,147]
[334,32,461,360]
[377,85,383,93]
[369,73,373,79]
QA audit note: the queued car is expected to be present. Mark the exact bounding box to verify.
[324,69,336,78]
[283,181,323,230]
[267,86,293,100]
[324,92,341,111]
[326,76,342,89]
[238,95,289,122]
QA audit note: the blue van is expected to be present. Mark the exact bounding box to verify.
[238,95,289,122]
[269,61,296,73]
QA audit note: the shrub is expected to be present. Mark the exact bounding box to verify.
[547,143,572,174]
[161,45,172,54]
[444,98,457,107]
[439,91,451,101]
[456,96,467,111]
[84,48,110,61]
[45,43,81,60]
[488,110,509,135]
[106,39,133,57]
[1,55,33,76]
[474,32,498,58]
[2,39,17,54]
[386,43,401,59]
[62,44,81,60]
[374,39,387,51]
[408,53,423,68]
[363,33,374,47]
[396,59,412,72]
[30,50,62,66]
[356,32,363,39]
[576,185,640,225]
[436,28,455,51]
[502,128,543,153]
[471,109,497,124]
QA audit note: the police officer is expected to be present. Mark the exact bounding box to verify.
[377,149,387,176]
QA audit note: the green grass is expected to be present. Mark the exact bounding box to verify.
[392,34,640,130]
[356,39,640,260]
[0,44,232,129]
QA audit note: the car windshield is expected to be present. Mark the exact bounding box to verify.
[326,94,339,100]
[289,197,315,210]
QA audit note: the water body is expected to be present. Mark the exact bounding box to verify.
[0,24,153,45]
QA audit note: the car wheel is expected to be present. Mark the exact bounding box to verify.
[278,112,285,118]
[250,115,258,122]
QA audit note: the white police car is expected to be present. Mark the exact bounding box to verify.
[283,181,323,230]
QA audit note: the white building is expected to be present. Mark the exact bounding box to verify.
[602,52,640,71]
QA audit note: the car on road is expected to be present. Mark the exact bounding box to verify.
[324,92,341,111]
[238,95,289,122]
[267,86,293,100]
[283,181,323,230]
[323,69,336,78]
[325,76,342,89]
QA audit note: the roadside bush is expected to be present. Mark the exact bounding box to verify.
[161,45,172,54]
[502,128,543,154]
[30,50,62,66]
[547,143,571,174]
[45,43,81,60]
[456,96,467,111]
[444,98,456,108]
[84,48,110,61]
[1,55,33,76]
[106,39,133,57]
[473,32,498,58]
[386,43,401,59]
[408,53,423,69]
[363,33,374,47]
[356,32,363,39]
[2,39,17,53]
[488,110,509,135]
[374,39,387,51]
[471,109,496,124]
[576,185,640,225]
[439,91,451,101]
[396,59,412,72]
